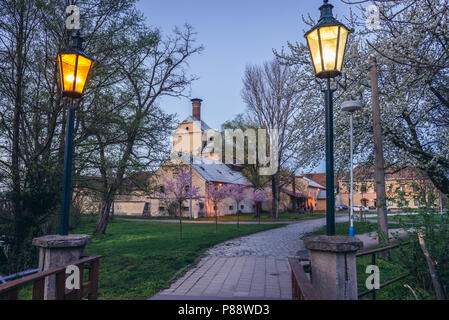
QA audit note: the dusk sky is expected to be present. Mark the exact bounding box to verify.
[137,0,353,172]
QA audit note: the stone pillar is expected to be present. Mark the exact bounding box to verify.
[303,235,363,300]
[32,234,91,300]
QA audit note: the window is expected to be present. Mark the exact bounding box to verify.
[414,199,420,206]
[185,127,189,131]
[159,186,165,193]
[185,185,190,192]
[241,205,244,210]
[182,207,189,211]
[388,201,393,206]
[387,184,393,192]
[229,206,233,210]
[159,207,165,212]
[361,184,367,192]
[413,184,419,192]
[400,185,405,192]
[199,203,204,210]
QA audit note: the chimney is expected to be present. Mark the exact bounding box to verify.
[191,98,202,121]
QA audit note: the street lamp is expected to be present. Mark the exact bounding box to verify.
[342,101,362,237]
[305,0,353,236]
[57,31,94,235]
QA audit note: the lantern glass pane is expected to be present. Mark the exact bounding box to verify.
[74,55,93,94]
[59,53,77,92]
[336,27,349,72]
[306,29,323,73]
[318,26,339,71]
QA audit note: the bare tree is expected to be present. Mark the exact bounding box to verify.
[241,59,320,218]
[92,24,203,234]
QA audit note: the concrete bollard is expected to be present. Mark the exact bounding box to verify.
[32,234,91,300]
[303,235,363,300]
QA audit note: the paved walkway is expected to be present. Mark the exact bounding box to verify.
[151,216,348,300]
[150,217,413,300]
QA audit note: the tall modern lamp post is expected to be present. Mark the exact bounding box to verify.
[57,31,94,235]
[342,101,362,236]
[305,0,353,235]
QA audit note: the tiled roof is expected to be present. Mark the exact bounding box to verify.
[190,156,250,186]
[181,116,211,131]
[302,173,326,188]
[302,177,325,189]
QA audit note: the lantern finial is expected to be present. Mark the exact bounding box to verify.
[319,0,334,22]
[70,30,83,50]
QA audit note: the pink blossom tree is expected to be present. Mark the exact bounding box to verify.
[251,188,270,223]
[225,184,248,228]
[206,182,230,231]
[158,169,202,239]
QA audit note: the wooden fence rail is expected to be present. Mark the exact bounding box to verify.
[288,257,321,300]
[0,255,102,300]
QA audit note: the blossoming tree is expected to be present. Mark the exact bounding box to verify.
[206,182,230,231]
[225,184,248,227]
[158,169,202,239]
[251,188,270,223]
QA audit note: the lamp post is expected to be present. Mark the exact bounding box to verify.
[57,31,94,235]
[342,101,362,236]
[305,0,353,236]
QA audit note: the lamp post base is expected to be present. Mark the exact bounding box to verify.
[304,235,363,300]
[32,234,91,300]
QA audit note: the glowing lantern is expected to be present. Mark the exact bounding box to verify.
[57,31,94,98]
[304,0,352,79]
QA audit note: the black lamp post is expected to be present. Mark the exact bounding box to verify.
[304,0,353,236]
[57,31,94,235]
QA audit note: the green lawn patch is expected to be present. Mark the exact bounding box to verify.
[114,212,326,222]
[356,248,435,300]
[74,219,285,300]
[198,211,326,222]
[309,221,399,236]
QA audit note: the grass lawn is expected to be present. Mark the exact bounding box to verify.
[197,211,326,222]
[73,218,285,300]
[356,247,435,300]
[308,221,400,236]
[356,253,420,300]
[308,221,435,300]
[115,211,326,222]
[390,213,447,225]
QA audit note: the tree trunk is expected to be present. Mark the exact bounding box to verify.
[417,232,446,300]
[215,208,218,232]
[94,193,115,235]
[292,176,297,212]
[236,202,240,228]
[271,171,280,219]
[10,4,25,272]
[179,204,183,240]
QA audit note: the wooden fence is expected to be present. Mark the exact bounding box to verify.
[288,257,321,300]
[0,255,102,300]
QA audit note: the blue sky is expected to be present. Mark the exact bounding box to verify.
[137,0,352,172]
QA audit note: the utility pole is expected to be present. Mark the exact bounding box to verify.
[369,56,389,244]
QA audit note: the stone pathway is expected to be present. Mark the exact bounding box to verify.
[151,216,348,300]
